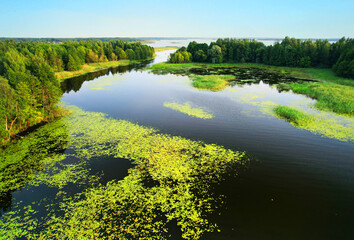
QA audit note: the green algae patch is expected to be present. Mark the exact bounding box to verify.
[1,104,247,240]
[0,205,38,240]
[274,105,354,142]
[0,118,69,195]
[163,101,213,119]
[191,75,235,91]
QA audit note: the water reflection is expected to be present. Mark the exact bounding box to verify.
[61,59,154,93]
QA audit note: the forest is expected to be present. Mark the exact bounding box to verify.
[0,40,154,144]
[169,37,353,78]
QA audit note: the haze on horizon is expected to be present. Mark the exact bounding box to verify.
[0,0,353,39]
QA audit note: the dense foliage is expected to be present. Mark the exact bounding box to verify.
[0,40,154,143]
[169,37,353,78]
[168,47,192,63]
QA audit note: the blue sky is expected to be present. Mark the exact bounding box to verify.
[0,0,353,38]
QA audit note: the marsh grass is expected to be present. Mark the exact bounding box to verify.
[274,105,313,126]
[274,105,354,141]
[191,75,235,91]
[289,82,354,116]
[163,102,213,119]
[150,62,353,116]
[148,62,198,75]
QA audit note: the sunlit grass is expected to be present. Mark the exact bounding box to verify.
[154,47,179,52]
[274,105,313,125]
[191,75,235,91]
[55,60,132,81]
[163,101,213,119]
[148,62,198,74]
[274,105,354,141]
[288,82,354,116]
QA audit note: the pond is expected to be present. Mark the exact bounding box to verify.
[1,48,353,239]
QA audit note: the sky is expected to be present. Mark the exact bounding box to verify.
[0,0,353,39]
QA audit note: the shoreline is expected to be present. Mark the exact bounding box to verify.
[56,58,155,82]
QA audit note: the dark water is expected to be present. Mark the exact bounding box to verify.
[58,51,354,239]
[6,50,354,239]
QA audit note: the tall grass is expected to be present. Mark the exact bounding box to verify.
[191,75,235,91]
[274,106,313,125]
[290,82,354,116]
[273,105,354,141]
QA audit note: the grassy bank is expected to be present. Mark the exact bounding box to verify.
[149,62,353,85]
[154,46,179,52]
[289,82,354,116]
[55,60,132,81]
[56,57,154,82]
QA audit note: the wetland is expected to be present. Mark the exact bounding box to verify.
[1,46,354,239]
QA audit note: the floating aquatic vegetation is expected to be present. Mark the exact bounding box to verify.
[0,205,38,240]
[29,158,89,189]
[0,118,69,196]
[163,101,214,119]
[1,104,247,239]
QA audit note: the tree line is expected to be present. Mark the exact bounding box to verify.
[0,37,141,43]
[0,40,154,144]
[169,37,353,78]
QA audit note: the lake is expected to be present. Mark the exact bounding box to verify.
[2,44,354,239]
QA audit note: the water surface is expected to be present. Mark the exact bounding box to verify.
[3,46,354,239]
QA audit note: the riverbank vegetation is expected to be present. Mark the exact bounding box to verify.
[150,62,353,115]
[0,40,154,144]
[56,60,131,80]
[286,82,354,116]
[168,37,353,78]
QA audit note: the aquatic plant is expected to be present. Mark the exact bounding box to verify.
[274,105,313,125]
[0,104,247,239]
[289,82,354,116]
[0,118,69,195]
[274,105,354,141]
[191,75,235,91]
[163,101,213,119]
